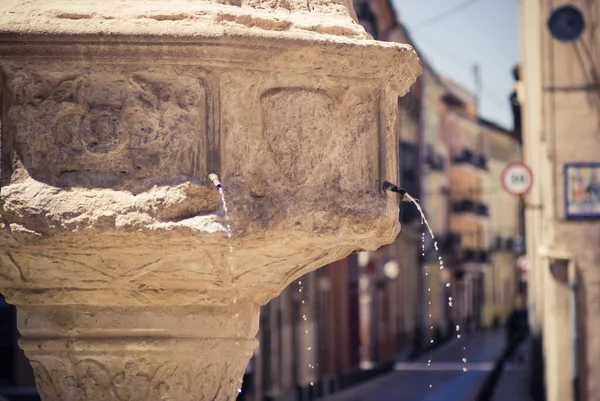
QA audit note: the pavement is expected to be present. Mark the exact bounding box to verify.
[319,330,506,401]
[491,338,532,401]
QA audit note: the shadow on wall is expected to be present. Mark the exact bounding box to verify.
[548,259,585,401]
[577,267,587,401]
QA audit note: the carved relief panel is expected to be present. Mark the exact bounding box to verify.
[2,65,214,194]
[220,71,381,193]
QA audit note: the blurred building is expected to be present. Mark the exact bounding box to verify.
[441,78,489,332]
[478,118,524,328]
[520,1,600,401]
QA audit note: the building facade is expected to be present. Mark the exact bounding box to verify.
[441,80,490,332]
[479,118,524,328]
[521,1,600,400]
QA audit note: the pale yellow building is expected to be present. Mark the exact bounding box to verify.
[521,1,600,400]
[478,118,523,328]
[441,78,489,330]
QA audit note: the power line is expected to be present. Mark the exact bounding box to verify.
[417,36,473,68]
[412,0,486,30]
[414,36,509,116]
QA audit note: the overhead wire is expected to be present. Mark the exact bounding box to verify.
[410,35,510,122]
[411,0,486,31]
[396,0,511,121]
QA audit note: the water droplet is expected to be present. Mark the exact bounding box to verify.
[446,283,451,287]
[308,347,312,350]
[462,358,467,363]
[463,367,468,372]
[238,388,242,393]
[310,382,314,386]
[457,334,462,339]
[456,325,460,331]
[430,340,434,343]
[429,384,433,388]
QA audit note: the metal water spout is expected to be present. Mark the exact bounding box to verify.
[383,181,414,202]
[209,173,222,190]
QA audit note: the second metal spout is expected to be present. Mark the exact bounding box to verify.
[383,181,413,202]
[209,173,222,189]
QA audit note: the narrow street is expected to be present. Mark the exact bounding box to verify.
[322,331,506,401]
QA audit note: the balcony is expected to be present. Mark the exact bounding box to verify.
[452,149,488,171]
[426,152,445,172]
[452,199,489,218]
[491,235,524,254]
[462,248,490,264]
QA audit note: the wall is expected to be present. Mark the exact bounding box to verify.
[543,2,600,400]
[480,122,522,327]
[442,89,488,330]
[521,0,600,400]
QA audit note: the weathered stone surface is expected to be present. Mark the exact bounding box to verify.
[0,0,421,399]
[20,304,259,401]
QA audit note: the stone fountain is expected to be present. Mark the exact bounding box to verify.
[0,0,420,399]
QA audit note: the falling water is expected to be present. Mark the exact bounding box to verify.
[402,192,467,376]
[218,186,235,257]
[297,279,316,387]
[210,175,244,393]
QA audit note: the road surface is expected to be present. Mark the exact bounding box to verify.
[322,331,506,401]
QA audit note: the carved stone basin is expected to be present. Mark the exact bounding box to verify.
[0,0,421,399]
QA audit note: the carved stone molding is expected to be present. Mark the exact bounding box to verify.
[19,304,258,401]
[3,65,214,194]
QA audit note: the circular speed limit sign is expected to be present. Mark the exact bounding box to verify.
[501,162,533,196]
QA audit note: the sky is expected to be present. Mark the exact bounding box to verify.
[391,0,520,129]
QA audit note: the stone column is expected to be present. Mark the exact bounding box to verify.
[0,0,421,399]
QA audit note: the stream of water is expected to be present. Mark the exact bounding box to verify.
[297,279,317,386]
[214,181,244,394]
[403,193,468,376]
[213,178,468,395]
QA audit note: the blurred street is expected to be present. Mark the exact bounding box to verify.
[321,331,508,401]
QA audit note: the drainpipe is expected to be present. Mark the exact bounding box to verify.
[538,247,578,401]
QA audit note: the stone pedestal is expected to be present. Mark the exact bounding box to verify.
[0,0,421,399]
[20,304,258,400]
